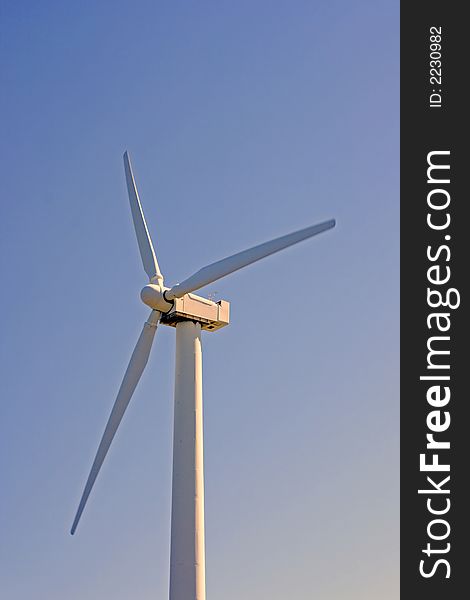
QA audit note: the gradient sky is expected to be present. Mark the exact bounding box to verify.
[0,1,399,598]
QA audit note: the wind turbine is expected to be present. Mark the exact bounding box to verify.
[71,151,335,599]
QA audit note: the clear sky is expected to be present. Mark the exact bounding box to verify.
[0,1,399,598]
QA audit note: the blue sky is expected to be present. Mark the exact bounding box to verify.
[0,1,399,598]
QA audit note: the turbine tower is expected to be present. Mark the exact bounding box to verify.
[71,152,335,599]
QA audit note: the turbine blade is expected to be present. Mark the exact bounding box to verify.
[165,219,336,299]
[71,310,161,534]
[124,151,163,283]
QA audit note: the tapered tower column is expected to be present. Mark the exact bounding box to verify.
[170,320,206,600]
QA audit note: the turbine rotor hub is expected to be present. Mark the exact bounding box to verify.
[141,284,174,313]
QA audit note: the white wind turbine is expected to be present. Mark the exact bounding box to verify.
[71,152,335,599]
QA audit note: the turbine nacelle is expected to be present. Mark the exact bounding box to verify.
[141,284,230,331]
